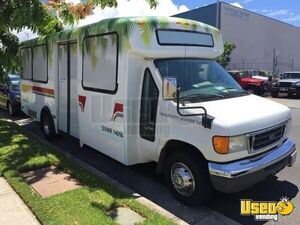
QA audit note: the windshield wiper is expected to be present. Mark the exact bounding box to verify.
[180,93,225,102]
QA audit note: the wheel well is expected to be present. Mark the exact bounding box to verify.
[156,140,206,174]
[40,106,52,123]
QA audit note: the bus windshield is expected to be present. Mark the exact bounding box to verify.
[155,59,246,102]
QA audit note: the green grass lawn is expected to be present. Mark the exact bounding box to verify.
[0,117,173,225]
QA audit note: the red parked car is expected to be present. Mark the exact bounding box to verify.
[228,70,268,95]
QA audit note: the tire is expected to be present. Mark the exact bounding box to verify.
[164,151,212,205]
[41,111,56,141]
[7,102,15,117]
[246,86,255,95]
[296,88,300,98]
[271,91,279,98]
[257,87,265,96]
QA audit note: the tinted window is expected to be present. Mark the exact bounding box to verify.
[20,48,32,80]
[157,29,214,47]
[283,73,300,79]
[83,33,118,93]
[140,69,159,142]
[32,45,48,82]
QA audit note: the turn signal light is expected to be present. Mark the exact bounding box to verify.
[213,136,229,154]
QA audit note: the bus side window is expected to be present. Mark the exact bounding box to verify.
[140,68,159,142]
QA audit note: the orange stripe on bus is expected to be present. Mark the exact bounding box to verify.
[32,86,54,96]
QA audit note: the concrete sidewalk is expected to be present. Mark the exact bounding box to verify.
[0,176,40,225]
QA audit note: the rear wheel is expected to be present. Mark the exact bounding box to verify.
[7,102,15,116]
[164,151,212,205]
[41,111,56,141]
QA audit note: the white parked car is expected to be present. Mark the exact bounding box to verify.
[272,71,300,98]
[19,17,297,205]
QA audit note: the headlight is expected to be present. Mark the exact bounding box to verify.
[229,135,249,153]
[213,135,248,154]
[284,119,292,138]
[272,81,278,87]
[292,82,300,87]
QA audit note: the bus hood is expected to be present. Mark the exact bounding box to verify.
[187,95,291,135]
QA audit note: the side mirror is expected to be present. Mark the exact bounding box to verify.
[163,77,177,100]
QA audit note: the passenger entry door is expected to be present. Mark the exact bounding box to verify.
[58,42,79,137]
[58,44,68,133]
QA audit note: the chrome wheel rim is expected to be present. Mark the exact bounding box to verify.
[8,103,13,116]
[43,118,50,136]
[171,162,195,197]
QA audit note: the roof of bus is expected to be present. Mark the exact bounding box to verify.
[20,16,220,47]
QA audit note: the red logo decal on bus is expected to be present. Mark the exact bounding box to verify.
[112,103,124,121]
[78,95,86,112]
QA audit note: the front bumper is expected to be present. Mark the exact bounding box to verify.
[272,86,298,94]
[208,139,296,193]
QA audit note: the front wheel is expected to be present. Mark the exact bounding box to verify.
[271,91,279,98]
[41,111,56,141]
[164,151,212,205]
[288,92,294,98]
[296,89,300,98]
[246,86,256,95]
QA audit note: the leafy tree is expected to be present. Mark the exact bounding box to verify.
[0,0,158,77]
[217,42,236,68]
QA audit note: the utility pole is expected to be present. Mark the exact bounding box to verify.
[272,49,275,74]
[216,0,220,29]
[273,49,279,74]
[242,59,245,70]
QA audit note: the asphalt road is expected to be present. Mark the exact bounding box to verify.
[2,96,299,225]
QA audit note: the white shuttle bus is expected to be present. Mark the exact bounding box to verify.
[20,17,296,205]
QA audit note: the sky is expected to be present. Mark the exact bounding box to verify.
[174,0,300,27]
[17,0,300,40]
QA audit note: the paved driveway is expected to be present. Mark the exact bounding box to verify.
[266,95,300,109]
[1,96,299,225]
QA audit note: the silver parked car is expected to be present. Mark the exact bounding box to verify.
[271,71,300,98]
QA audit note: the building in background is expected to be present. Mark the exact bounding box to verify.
[175,2,300,73]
